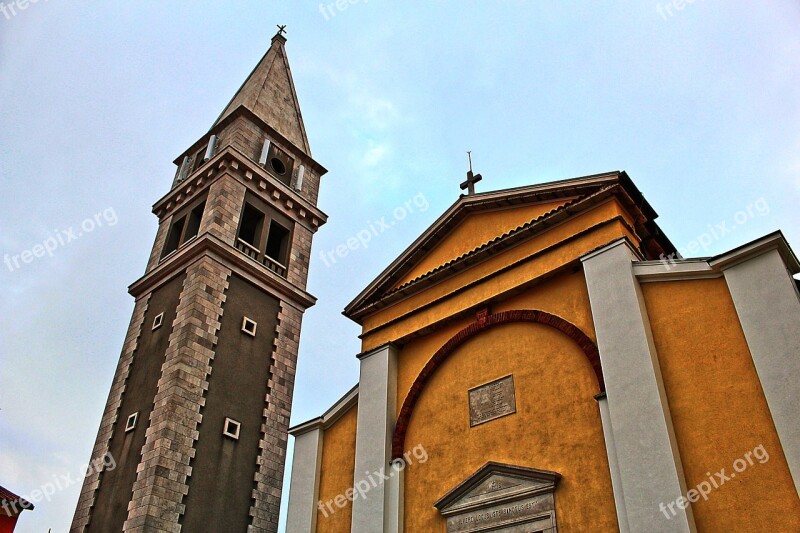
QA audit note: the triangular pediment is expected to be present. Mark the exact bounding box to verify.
[344,171,676,322]
[393,199,573,289]
[434,462,561,516]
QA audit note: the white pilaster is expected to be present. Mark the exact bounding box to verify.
[596,393,630,533]
[386,461,404,533]
[351,343,399,533]
[286,427,324,533]
[582,239,696,532]
[722,248,800,494]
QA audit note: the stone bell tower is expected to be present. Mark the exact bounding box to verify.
[71,28,327,533]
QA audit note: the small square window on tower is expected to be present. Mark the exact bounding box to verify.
[125,412,139,432]
[152,312,164,330]
[241,317,258,337]
[223,418,241,440]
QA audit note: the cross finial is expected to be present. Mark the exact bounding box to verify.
[460,151,482,195]
[276,24,287,37]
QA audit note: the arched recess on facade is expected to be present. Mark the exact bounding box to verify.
[391,309,605,460]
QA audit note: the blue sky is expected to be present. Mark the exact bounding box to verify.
[1,1,798,531]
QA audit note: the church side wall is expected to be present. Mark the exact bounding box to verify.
[402,322,617,531]
[641,278,800,532]
[315,406,358,533]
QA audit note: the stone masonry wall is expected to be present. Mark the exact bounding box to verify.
[249,301,304,531]
[198,175,247,247]
[70,295,150,533]
[123,257,231,532]
[146,217,173,273]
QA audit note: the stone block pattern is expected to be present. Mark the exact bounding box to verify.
[146,217,173,273]
[123,258,231,532]
[217,115,320,206]
[198,175,247,247]
[249,301,303,532]
[71,295,150,533]
[287,224,313,290]
[219,116,264,165]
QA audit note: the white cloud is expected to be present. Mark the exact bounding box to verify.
[361,142,389,167]
[361,97,399,131]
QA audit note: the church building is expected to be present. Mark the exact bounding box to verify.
[286,171,800,531]
[67,27,800,533]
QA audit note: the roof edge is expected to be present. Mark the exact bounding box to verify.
[343,171,632,320]
[289,384,358,436]
[632,231,799,281]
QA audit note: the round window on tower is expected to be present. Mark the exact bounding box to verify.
[270,157,286,175]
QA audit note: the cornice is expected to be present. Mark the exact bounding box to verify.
[128,232,317,310]
[633,231,800,282]
[152,146,328,232]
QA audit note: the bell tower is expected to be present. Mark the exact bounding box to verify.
[71,29,327,533]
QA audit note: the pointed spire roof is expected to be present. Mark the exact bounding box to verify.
[213,30,311,154]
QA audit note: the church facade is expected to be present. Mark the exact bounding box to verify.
[286,173,800,532]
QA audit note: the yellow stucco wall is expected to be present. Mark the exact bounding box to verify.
[395,200,572,287]
[396,271,596,419]
[316,405,358,533]
[493,270,595,340]
[402,322,616,531]
[362,199,637,351]
[642,278,800,532]
[396,316,474,419]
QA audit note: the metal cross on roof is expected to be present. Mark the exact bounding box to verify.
[460,151,483,195]
[276,24,287,37]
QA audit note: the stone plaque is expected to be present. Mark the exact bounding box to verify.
[469,375,516,427]
[434,462,561,533]
[447,498,555,533]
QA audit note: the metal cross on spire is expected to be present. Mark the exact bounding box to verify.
[460,151,483,195]
[276,24,287,37]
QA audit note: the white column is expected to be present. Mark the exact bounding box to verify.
[286,427,324,532]
[596,393,630,533]
[723,248,800,494]
[386,461,404,533]
[351,343,399,533]
[582,240,696,532]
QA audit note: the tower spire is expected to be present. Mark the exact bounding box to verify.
[213,26,310,154]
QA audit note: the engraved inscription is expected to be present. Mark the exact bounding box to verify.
[448,498,553,533]
[435,463,560,533]
[469,375,516,427]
